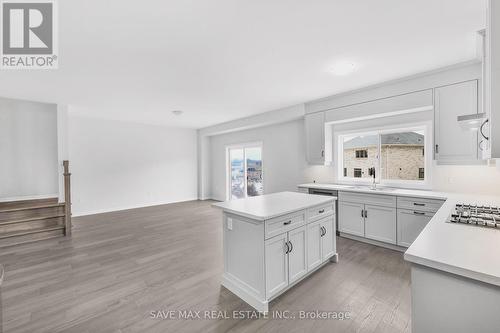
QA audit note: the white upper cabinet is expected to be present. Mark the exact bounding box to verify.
[305,112,325,165]
[434,80,480,163]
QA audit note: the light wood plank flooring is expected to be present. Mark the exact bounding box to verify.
[0,200,411,333]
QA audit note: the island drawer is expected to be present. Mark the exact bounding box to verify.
[265,211,305,240]
[307,203,334,222]
[397,196,445,213]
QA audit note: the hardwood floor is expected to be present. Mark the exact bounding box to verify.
[0,200,411,333]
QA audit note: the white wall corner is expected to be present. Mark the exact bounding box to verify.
[57,104,69,203]
[197,132,211,200]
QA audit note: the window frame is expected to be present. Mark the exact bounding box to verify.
[336,122,432,189]
[226,142,263,200]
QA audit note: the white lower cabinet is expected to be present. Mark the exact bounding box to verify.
[265,233,289,299]
[266,216,335,300]
[307,220,322,271]
[337,191,443,249]
[288,226,308,284]
[306,217,334,271]
[364,204,397,244]
[320,217,335,260]
[338,201,365,236]
[397,209,433,247]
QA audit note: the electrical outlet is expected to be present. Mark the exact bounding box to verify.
[227,218,233,230]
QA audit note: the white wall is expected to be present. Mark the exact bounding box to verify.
[68,114,198,216]
[203,61,500,198]
[0,98,58,200]
[209,120,307,201]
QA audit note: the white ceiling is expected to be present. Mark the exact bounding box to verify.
[0,0,487,128]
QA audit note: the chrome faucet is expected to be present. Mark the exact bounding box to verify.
[368,167,376,190]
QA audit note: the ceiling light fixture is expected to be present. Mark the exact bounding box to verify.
[172,110,183,116]
[330,61,357,76]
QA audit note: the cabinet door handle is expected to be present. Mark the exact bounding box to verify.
[285,241,290,254]
[321,150,325,158]
[364,210,368,218]
[435,144,439,154]
[413,203,425,206]
[319,209,325,214]
[413,211,426,216]
[284,220,292,225]
[322,226,327,236]
[288,241,293,253]
[361,209,364,218]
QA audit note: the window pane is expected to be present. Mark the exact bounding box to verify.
[245,147,263,197]
[380,131,425,181]
[230,148,245,199]
[342,134,378,179]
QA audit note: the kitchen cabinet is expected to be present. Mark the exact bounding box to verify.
[339,200,397,245]
[305,112,325,165]
[364,204,397,244]
[307,217,334,271]
[397,209,433,247]
[434,80,480,163]
[338,201,365,237]
[320,217,335,260]
[215,192,337,312]
[307,220,322,271]
[265,233,288,299]
[337,190,444,249]
[288,226,307,284]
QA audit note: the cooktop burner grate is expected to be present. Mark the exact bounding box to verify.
[448,204,500,228]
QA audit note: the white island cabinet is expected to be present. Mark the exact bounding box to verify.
[213,192,338,312]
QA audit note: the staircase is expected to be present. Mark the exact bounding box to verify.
[0,161,72,247]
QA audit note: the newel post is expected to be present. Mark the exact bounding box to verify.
[63,160,72,236]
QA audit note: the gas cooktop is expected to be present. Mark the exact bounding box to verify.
[449,204,500,228]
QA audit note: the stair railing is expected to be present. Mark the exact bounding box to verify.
[63,161,72,236]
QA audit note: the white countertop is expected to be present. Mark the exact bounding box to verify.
[405,193,500,287]
[298,183,448,200]
[300,183,500,287]
[212,191,336,221]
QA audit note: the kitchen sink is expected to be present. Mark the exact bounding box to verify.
[345,186,396,192]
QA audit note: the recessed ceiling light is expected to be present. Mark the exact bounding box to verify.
[172,110,183,116]
[330,61,357,76]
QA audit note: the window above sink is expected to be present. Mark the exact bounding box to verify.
[336,123,433,190]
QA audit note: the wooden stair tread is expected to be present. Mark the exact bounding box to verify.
[0,226,64,239]
[0,203,65,213]
[0,197,58,210]
[0,214,65,226]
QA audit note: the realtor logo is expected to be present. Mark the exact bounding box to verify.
[1,0,58,69]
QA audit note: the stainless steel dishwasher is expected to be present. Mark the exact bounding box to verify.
[308,188,339,235]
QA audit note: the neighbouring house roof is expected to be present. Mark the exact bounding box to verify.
[343,132,424,149]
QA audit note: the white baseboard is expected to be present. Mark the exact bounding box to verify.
[72,197,199,217]
[0,193,59,203]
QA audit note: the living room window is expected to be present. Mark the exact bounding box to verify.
[338,124,431,187]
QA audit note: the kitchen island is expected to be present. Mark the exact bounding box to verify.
[213,192,338,312]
